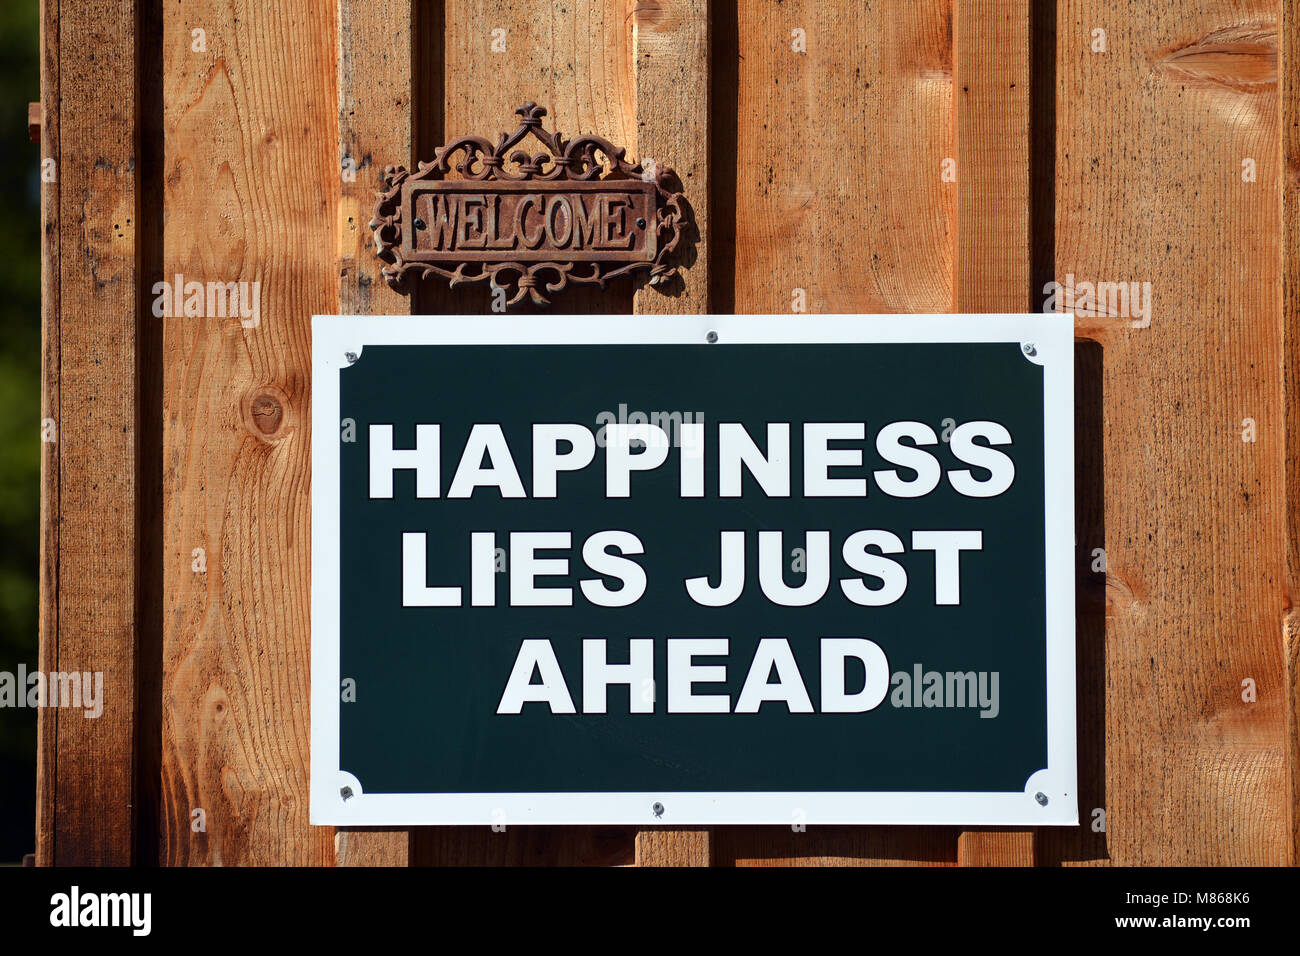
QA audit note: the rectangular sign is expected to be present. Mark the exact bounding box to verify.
[311,314,1076,826]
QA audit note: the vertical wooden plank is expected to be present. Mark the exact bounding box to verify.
[334,0,415,867]
[629,0,711,866]
[952,0,1034,868]
[438,0,636,315]
[953,0,1030,313]
[340,0,414,319]
[160,0,338,865]
[733,0,954,316]
[1055,0,1287,864]
[34,0,60,868]
[409,0,449,316]
[1281,0,1300,866]
[631,0,709,314]
[37,0,141,866]
[442,0,636,174]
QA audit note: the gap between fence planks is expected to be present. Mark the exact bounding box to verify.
[953,0,1034,865]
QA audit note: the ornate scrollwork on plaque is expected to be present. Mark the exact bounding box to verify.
[369,102,688,307]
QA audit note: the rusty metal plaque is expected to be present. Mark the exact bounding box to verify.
[371,103,686,306]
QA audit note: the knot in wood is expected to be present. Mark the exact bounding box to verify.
[244,387,291,441]
[250,394,283,434]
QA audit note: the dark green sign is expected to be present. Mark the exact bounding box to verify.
[312,316,1076,826]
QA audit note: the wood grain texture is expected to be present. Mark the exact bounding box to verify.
[37,0,141,866]
[160,0,338,865]
[1053,0,1288,865]
[732,0,954,315]
[953,0,1034,867]
[335,828,410,866]
[631,0,708,313]
[635,827,711,866]
[957,829,1033,866]
[335,0,414,867]
[1281,0,1300,866]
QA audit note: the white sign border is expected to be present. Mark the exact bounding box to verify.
[310,313,1077,827]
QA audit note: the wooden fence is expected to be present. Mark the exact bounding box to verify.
[35,0,1300,865]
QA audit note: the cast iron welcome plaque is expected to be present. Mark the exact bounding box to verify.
[311,314,1078,827]
[371,103,686,306]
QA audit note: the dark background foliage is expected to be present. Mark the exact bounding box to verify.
[0,0,41,862]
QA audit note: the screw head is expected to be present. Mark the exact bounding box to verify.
[1035,791,1048,806]
[340,786,354,801]
[1022,343,1037,357]
[706,330,719,344]
[652,802,665,818]
[413,217,427,230]
[636,217,647,229]
[344,351,358,365]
